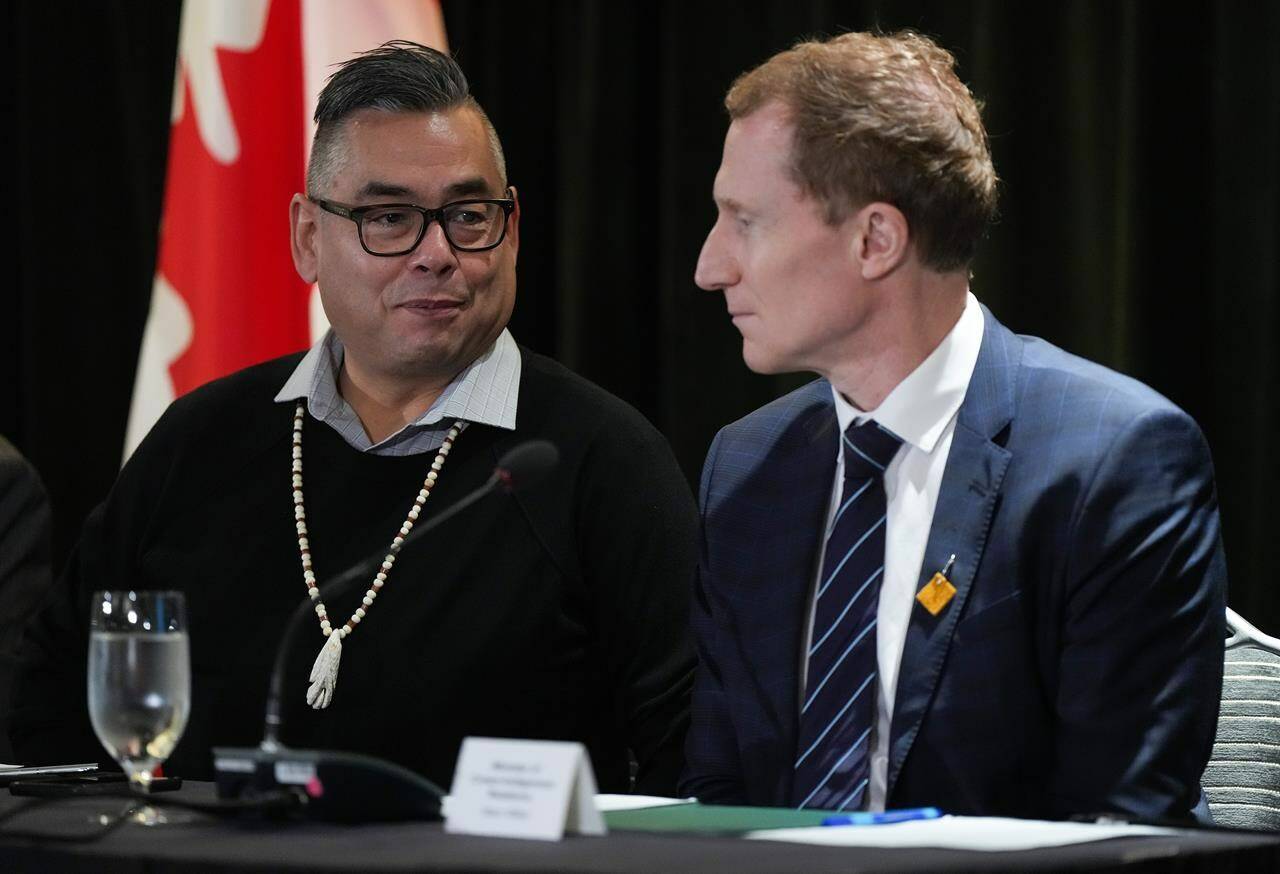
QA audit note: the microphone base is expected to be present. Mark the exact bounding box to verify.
[213,744,445,823]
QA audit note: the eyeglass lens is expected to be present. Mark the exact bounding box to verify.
[360,203,505,253]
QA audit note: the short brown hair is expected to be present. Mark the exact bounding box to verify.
[726,31,997,271]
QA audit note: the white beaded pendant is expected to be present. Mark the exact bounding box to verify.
[292,401,465,709]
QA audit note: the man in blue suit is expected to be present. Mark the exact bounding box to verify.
[680,31,1226,821]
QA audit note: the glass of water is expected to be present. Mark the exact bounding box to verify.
[88,590,191,825]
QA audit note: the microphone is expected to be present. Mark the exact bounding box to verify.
[493,439,559,493]
[214,440,560,822]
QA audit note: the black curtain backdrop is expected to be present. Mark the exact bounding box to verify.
[3,1,1278,629]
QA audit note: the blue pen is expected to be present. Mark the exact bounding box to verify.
[821,806,942,826]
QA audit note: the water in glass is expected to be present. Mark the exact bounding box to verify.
[88,630,190,781]
[87,590,191,825]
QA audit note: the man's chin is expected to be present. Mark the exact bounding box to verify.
[741,341,786,375]
[392,348,464,379]
[392,335,492,381]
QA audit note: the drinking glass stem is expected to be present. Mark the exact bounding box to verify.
[128,769,163,825]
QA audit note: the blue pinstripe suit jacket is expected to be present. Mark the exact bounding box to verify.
[680,307,1226,820]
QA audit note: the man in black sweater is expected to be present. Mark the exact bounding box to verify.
[11,42,697,795]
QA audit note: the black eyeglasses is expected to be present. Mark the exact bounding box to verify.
[310,191,515,255]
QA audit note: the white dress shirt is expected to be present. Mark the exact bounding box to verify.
[273,328,521,455]
[802,292,985,811]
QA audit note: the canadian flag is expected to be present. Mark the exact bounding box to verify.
[124,0,446,458]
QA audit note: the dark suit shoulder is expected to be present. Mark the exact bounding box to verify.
[698,379,837,513]
[976,322,1213,495]
[715,379,833,451]
[0,436,45,491]
[0,435,50,556]
[1016,334,1185,421]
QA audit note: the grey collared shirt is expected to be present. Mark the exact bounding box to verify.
[273,329,521,455]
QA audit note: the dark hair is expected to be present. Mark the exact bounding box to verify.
[727,31,997,272]
[307,40,506,194]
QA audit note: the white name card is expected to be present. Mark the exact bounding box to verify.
[445,737,607,841]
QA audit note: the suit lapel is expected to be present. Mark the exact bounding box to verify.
[886,309,1021,799]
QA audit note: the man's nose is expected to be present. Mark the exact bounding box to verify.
[694,221,737,291]
[406,219,456,272]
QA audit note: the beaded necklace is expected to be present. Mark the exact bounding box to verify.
[291,400,467,709]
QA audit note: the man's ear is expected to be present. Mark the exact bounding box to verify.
[290,193,319,283]
[851,201,910,281]
[505,185,520,265]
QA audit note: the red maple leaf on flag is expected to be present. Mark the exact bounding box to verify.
[159,0,310,394]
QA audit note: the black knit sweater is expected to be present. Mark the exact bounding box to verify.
[12,349,698,794]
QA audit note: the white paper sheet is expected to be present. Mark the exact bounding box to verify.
[594,794,697,812]
[747,816,1179,852]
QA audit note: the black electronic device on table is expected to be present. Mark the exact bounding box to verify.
[213,746,443,822]
[213,441,559,823]
[9,774,182,797]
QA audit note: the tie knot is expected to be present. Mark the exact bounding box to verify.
[842,420,903,478]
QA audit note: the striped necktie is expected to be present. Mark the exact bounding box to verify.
[792,419,903,811]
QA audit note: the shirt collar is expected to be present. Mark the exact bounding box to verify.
[832,291,985,455]
[274,328,521,443]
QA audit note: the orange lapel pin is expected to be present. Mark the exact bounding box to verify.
[916,554,957,616]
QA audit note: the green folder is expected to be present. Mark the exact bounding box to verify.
[604,803,831,834]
